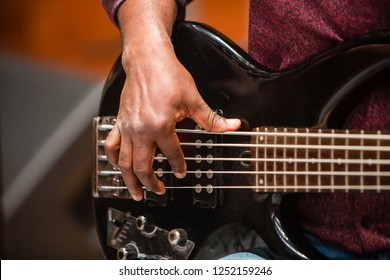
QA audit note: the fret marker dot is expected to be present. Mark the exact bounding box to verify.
[288,158,292,164]
[259,178,264,185]
[368,158,372,166]
[337,158,342,165]
[259,135,264,141]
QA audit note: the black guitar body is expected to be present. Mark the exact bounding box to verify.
[94,21,390,260]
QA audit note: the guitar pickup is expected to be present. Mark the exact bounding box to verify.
[182,120,223,209]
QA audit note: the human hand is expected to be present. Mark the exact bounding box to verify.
[103,0,241,201]
[104,39,240,200]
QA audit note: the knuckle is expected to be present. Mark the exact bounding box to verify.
[207,111,218,130]
[167,149,183,165]
[150,117,172,134]
[117,158,132,171]
[163,146,185,173]
[133,164,151,177]
[131,122,147,136]
[188,98,222,131]
[104,139,115,151]
[207,110,226,131]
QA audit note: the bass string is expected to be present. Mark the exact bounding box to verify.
[153,156,390,165]
[97,126,390,141]
[177,141,390,151]
[99,170,390,176]
[98,124,389,140]
[157,129,390,167]
[98,185,390,191]
[100,169,389,175]
[175,128,390,140]
[97,129,390,154]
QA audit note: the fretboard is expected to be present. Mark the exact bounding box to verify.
[251,127,390,193]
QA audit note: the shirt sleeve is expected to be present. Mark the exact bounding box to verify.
[101,0,192,27]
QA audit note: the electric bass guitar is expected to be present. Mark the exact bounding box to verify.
[93,21,390,260]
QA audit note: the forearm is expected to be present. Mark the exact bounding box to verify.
[117,0,178,54]
[102,0,240,200]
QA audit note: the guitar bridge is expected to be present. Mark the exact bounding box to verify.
[93,117,130,199]
[107,208,194,260]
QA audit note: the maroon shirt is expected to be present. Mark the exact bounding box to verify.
[248,0,390,254]
[102,0,390,254]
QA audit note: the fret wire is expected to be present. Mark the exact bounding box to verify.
[305,128,309,192]
[377,131,381,192]
[283,128,287,192]
[255,127,259,191]
[264,128,268,189]
[294,129,298,192]
[331,129,335,191]
[345,130,349,192]
[274,128,277,192]
[360,130,364,193]
[318,129,322,192]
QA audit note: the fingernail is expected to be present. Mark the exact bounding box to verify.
[174,172,186,179]
[132,193,143,201]
[226,118,240,126]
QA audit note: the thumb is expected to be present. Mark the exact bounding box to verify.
[190,99,241,132]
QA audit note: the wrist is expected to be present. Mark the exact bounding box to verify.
[120,33,175,74]
[117,0,177,44]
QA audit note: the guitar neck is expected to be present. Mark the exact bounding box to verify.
[251,127,390,193]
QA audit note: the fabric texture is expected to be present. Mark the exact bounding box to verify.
[101,0,189,26]
[247,0,390,255]
[101,0,125,26]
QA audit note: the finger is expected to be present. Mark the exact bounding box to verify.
[132,139,166,195]
[117,136,144,201]
[189,96,241,132]
[104,124,121,167]
[156,131,186,179]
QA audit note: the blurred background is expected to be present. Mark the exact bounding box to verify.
[0,0,249,259]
